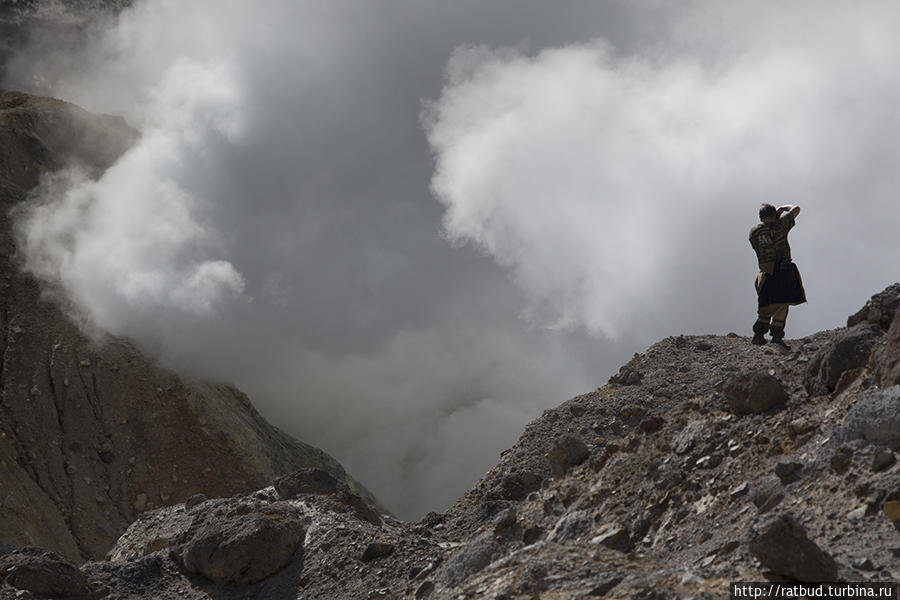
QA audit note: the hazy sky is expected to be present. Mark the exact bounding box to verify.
[6,0,900,518]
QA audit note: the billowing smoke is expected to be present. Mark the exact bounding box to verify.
[424,2,900,340]
[6,0,900,517]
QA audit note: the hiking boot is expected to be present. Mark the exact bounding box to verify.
[751,320,769,345]
[769,325,789,350]
[769,338,790,351]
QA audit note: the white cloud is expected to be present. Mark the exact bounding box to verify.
[425,3,900,339]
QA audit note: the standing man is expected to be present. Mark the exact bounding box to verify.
[749,203,806,348]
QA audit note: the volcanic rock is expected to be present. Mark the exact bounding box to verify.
[0,548,96,598]
[179,504,306,586]
[0,92,375,561]
[722,371,788,415]
[804,324,881,396]
[875,309,900,386]
[748,514,838,582]
[840,386,900,448]
[546,435,589,478]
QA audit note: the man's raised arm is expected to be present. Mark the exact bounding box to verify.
[777,204,801,218]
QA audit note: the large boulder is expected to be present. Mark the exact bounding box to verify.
[803,324,882,396]
[274,469,382,525]
[441,532,499,587]
[748,514,838,582]
[839,387,900,448]
[722,371,788,415]
[180,504,306,587]
[0,548,97,598]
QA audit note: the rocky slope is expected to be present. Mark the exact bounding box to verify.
[0,91,377,564]
[3,279,896,599]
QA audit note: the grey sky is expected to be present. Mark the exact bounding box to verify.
[5,0,900,518]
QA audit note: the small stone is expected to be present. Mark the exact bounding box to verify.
[587,572,623,596]
[751,481,784,513]
[775,461,803,484]
[361,542,394,562]
[830,446,854,474]
[609,366,642,386]
[847,505,867,521]
[546,435,589,478]
[569,404,587,417]
[590,523,628,551]
[872,447,896,473]
[730,482,750,499]
[695,455,722,469]
[522,526,543,545]
[852,557,875,571]
[883,500,900,523]
[695,341,713,351]
[414,581,435,598]
[639,416,665,434]
[493,508,517,532]
[788,418,813,435]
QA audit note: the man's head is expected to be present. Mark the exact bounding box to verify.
[759,203,777,222]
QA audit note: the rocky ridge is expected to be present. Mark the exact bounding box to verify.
[0,92,898,598]
[2,282,896,599]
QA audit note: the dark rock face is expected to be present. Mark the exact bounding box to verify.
[748,514,838,582]
[722,371,788,415]
[180,506,306,586]
[847,283,900,330]
[874,309,900,387]
[839,386,900,448]
[803,324,881,396]
[0,92,376,561]
[0,547,96,597]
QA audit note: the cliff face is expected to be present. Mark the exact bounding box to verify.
[0,91,374,562]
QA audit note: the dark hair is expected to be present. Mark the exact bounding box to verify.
[759,203,777,221]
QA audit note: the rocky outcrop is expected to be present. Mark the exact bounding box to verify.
[0,548,97,598]
[2,299,899,597]
[0,92,377,562]
[179,502,306,586]
[874,308,900,387]
[839,387,900,448]
[847,283,900,330]
[803,324,881,396]
[721,370,788,415]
